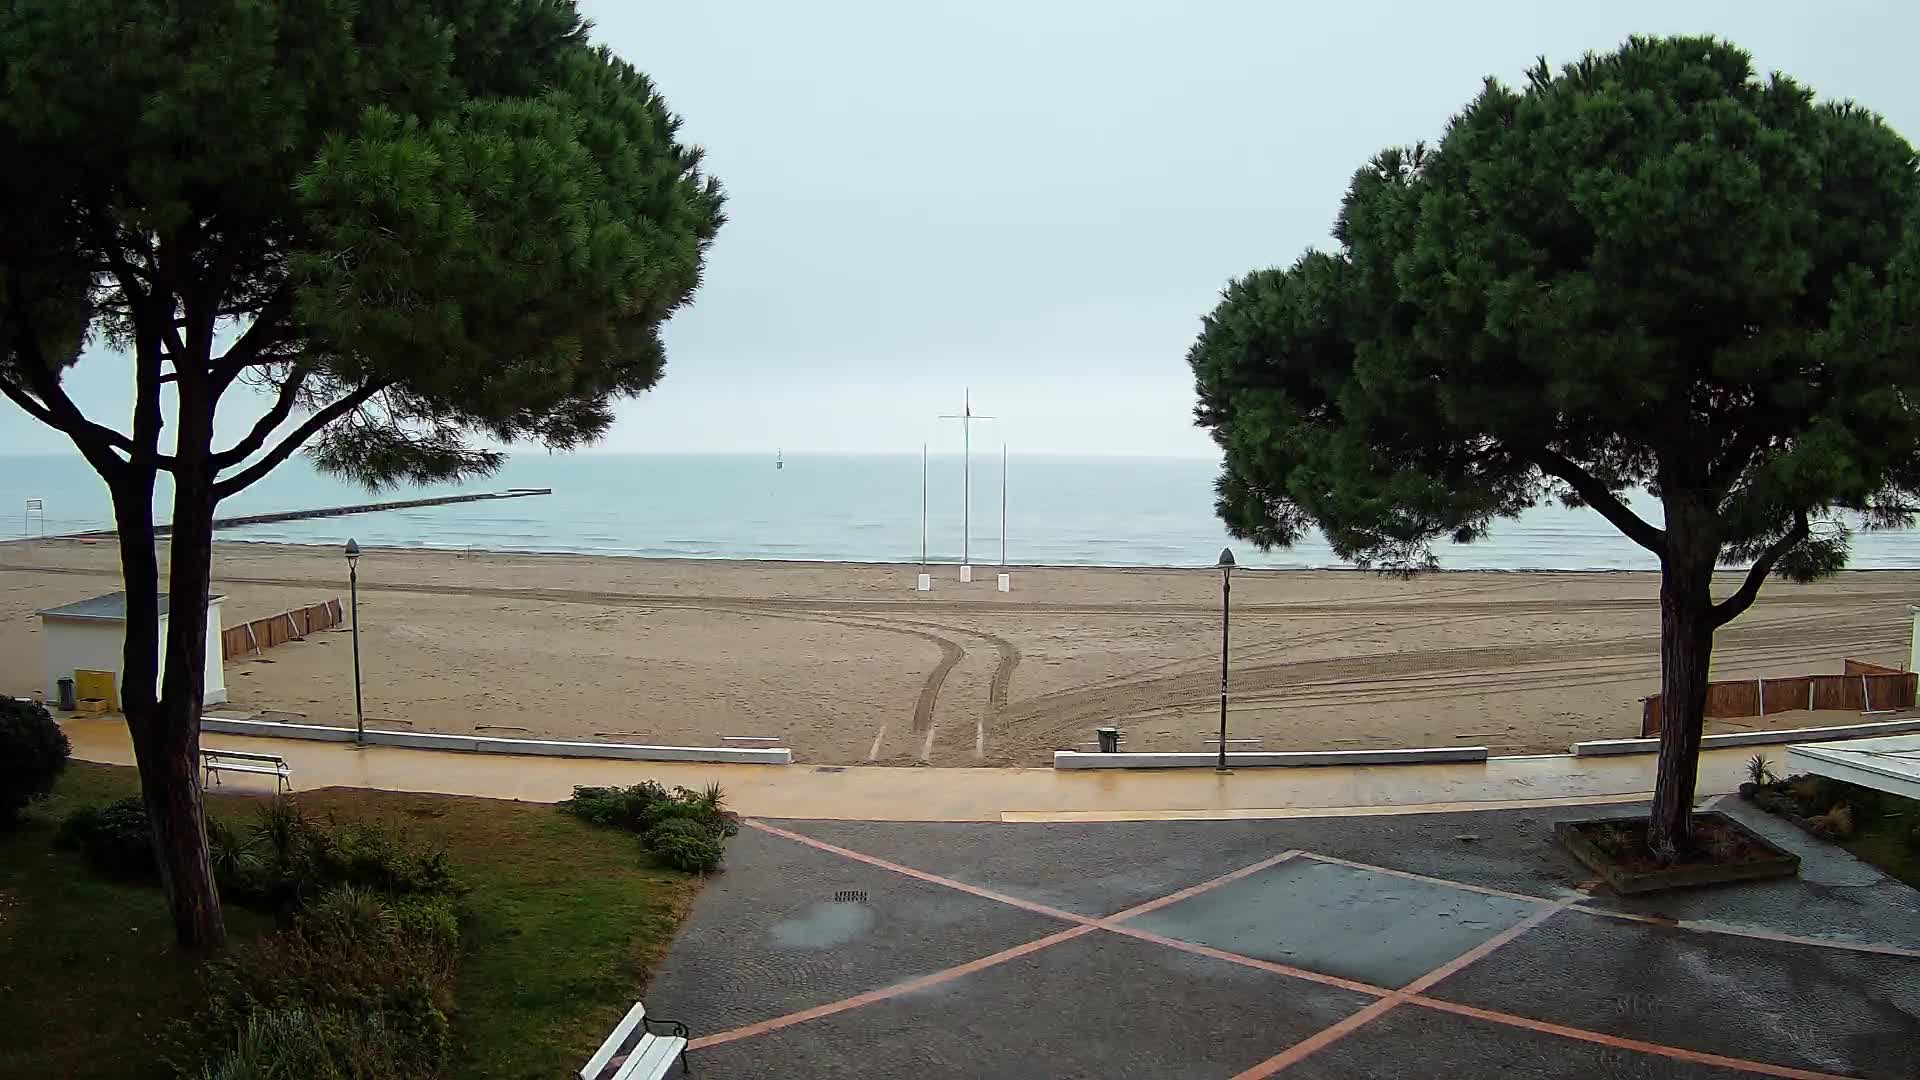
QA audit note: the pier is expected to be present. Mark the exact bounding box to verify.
[68,488,553,538]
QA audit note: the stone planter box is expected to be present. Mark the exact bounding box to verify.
[1554,811,1801,894]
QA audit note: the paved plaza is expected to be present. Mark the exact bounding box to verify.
[646,799,1920,1079]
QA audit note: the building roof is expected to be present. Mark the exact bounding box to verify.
[36,591,224,621]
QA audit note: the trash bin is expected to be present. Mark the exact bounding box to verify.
[1095,726,1120,753]
[56,676,77,711]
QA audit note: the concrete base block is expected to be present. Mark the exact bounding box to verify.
[997,573,1011,592]
[199,717,793,764]
[1571,717,1920,757]
[1053,746,1488,770]
[960,564,973,582]
[916,573,932,592]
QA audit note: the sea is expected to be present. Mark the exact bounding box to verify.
[3,452,1917,571]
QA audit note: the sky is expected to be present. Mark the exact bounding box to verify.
[6,0,1920,460]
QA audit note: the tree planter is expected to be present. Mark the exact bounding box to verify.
[1555,812,1800,894]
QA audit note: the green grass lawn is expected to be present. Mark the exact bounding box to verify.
[0,763,704,1079]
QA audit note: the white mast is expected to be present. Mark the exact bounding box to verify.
[940,389,994,574]
[1000,442,1008,566]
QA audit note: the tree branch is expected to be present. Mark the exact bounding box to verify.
[1521,445,1666,554]
[211,365,310,469]
[1711,511,1810,628]
[212,380,388,500]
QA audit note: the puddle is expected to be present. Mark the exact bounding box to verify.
[770,901,877,950]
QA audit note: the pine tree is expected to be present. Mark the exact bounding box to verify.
[0,0,724,948]
[1190,36,1919,857]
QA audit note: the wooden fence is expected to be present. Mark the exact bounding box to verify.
[222,599,344,660]
[1640,658,1917,736]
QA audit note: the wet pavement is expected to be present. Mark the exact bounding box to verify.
[644,799,1920,1079]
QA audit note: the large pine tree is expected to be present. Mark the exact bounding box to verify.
[0,0,724,947]
[1190,36,1919,856]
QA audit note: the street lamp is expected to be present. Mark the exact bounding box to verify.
[345,539,364,747]
[1216,547,1234,772]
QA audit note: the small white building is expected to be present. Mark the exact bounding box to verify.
[36,591,227,708]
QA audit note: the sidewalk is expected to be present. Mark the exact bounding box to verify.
[63,718,1760,821]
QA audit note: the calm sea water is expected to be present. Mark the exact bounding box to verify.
[3,452,1917,570]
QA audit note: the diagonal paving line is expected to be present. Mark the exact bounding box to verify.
[727,823,1896,1077]
[688,925,1097,1051]
[1299,850,1920,960]
[1405,997,1860,1080]
[1228,900,1577,1080]
[745,820,1096,924]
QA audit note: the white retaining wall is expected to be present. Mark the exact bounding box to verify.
[200,717,792,765]
[1570,717,1920,757]
[1053,746,1489,770]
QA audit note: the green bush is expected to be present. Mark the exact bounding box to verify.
[644,818,726,873]
[563,781,737,871]
[221,800,455,914]
[0,697,70,826]
[56,797,157,879]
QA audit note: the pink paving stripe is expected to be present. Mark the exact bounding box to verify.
[1101,923,1394,998]
[1305,850,1920,960]
[1102,849,1302,922]
[1228,998,1401,1080]
[730,823,1891,1078]
[687,925,1096,1050]
[745,820,1094,925]
[1569,905,1920,959]
[1399,900,1575,995]
[1407,997,1861,1080]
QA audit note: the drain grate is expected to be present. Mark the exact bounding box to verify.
[832,890,868,903]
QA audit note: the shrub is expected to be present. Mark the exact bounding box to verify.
[229,800,456,913]
[1745,754,1776,788]
[56,797,157,879]
[1809,803,1855,840]
[186,884,459,1079]
[563,781,737,871]
[644,817,726,873]
[0,697,70,826]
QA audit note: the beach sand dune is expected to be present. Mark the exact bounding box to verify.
[2,540,1914,766]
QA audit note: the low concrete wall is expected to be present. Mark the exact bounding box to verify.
[200,717,792,765]
[1572,717,1920,757]
[1053,746,1488,770]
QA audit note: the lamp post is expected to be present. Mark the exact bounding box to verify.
[1216,547,1235,772]
[345,539,364,747]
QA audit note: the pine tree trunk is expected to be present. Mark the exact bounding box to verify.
[1648,514,1718,860]
[148,372,226,951]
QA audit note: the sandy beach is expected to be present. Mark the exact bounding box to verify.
[2,539,1915,766]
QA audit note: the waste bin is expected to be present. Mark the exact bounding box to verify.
[56,676,77,711]
[1095,726,1120,753]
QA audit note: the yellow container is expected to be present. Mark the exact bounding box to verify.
[73,669,118,712]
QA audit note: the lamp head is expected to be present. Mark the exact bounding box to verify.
[1216,547,1235,571]
[345,538,361,566]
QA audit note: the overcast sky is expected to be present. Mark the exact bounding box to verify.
[7,0,1918,460]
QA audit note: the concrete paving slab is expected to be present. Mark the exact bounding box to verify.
[1123,858,1540,988]
[685,928,1375,1079]
[644,828,1069,1033]
[1426,911,1920,1079]
[1293,1005,1762,1079]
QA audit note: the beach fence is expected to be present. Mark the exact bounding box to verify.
[222,599,344,661]
[1640,658,1917,737]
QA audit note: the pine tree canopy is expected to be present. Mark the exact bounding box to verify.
[1191,36,1920,590]
[0,0,725,490]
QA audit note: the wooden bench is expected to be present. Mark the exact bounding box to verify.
[581,1001,689,1080]
[201,749,292,796]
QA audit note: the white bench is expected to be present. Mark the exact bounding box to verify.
[201,748,292,795]
[581,1001,689,1080]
